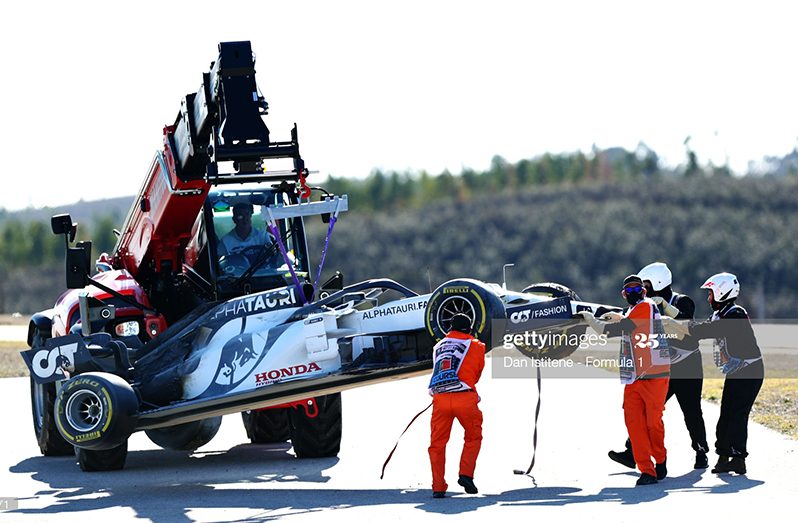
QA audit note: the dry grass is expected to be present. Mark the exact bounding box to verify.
[0,341,29,378]
[580,343,798,440]
[0,314,28,326]
[702,363,798,440]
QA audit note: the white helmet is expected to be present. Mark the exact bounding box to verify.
[701,272,740,302]
[638,262,672,292]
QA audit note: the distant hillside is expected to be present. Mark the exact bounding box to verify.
[0,196,134,226]
[305,176,798,319]
[2,147,796,318]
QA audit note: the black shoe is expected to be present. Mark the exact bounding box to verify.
[636,473,658,486]
[457,475,478,494]
[432,491,446,499]
[711,456,730,473]
[608,449,636,469]
[655,460,667,480]
[694,451,709,469]
[728,457,747,474]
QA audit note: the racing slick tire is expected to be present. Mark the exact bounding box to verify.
[242,408,291,444]
[76,441,128,472]
[54,372,138,451]
[29,329,74,456]
[145,417,223,451]
[288,394,342,459]
[425,279,506,346]
[518,282,586,360]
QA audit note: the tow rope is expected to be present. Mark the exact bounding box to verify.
[380,402,432,480]
[514,365,542,476]
[380,366,542,479]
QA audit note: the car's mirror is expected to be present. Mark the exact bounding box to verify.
[51,213,77,242]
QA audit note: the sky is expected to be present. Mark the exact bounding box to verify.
[2,1,797,210]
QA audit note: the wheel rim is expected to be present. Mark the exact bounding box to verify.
[65,390,103,432]
[437,296,476,333]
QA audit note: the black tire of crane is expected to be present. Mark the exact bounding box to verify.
[288,393,342,459]
[29,329,74,456]
[75,441,128,472]
[242,408,291,444]
[145,417,222,451]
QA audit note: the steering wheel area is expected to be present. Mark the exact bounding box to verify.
[219,253,251,276]
[222,243,284,278]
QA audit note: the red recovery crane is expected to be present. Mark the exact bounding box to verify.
[112,41,308,316]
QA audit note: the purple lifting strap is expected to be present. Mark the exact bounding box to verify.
[313,215,338,294]
[268,222,307,305]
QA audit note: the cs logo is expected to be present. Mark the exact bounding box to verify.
[509,309,531,324]
[31,343,79,379]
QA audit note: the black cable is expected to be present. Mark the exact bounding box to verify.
[514,364,542,475]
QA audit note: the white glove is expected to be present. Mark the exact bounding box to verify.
[651,296,680,318]
[600,311,624,323]
[661,317,689,339]
[576,311,604,334]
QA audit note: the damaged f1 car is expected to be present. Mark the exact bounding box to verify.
[22,41,617,471]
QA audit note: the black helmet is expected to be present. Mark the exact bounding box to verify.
[623,274,644,287]
[449,314,473,335]
[622,274,646,305]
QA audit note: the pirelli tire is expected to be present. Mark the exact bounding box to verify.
[145,416,222,451]
[519,282,586,361]
[29,329,74,456]
[288,394,342,459]
[242,408,291,444]
[54,372,138,451]
[425,279,506,346]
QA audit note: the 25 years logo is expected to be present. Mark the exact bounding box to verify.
[633,333,660,350]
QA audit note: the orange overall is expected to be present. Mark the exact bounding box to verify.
[428,331,486,492]
[622,300,671,476]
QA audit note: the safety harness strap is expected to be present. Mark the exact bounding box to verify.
[380,402,433,480]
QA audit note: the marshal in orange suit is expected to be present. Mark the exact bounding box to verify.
[427,313,486,498]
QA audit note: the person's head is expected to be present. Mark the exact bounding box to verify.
[232,203,254,234]
[638,262,672,297]
[449,313,474,336]
[621,274,646,306]
[701,272,740,311]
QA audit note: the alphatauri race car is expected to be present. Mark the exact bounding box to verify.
[21,42,617,472]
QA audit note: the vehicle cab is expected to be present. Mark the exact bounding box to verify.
[183,182,344,304]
